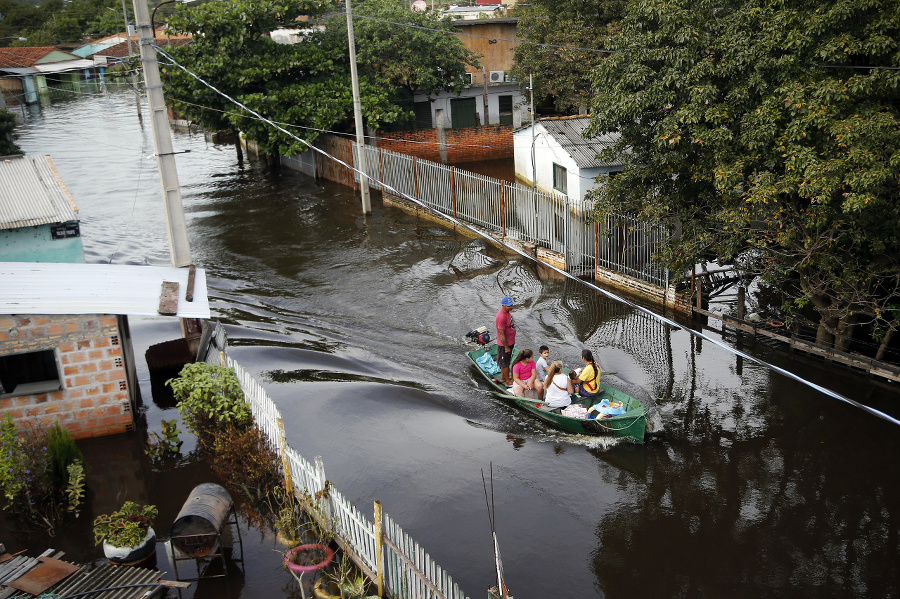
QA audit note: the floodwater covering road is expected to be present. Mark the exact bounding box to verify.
[7,89,900,598]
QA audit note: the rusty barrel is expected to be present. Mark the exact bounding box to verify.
[170,483,233,557]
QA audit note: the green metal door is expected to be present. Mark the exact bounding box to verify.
[450,97,477,129]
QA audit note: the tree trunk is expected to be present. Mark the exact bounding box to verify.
[815,317,837,347]
[833,315,857,353]
[875,328,894,361]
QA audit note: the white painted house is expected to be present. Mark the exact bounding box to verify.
[514,115,622,204]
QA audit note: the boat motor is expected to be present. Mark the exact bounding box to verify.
[465,326,491,346]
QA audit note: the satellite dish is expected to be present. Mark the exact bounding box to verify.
[411,0,427,11]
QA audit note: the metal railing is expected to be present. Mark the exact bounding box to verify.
[357,143,669,287]
[203,322,469,599]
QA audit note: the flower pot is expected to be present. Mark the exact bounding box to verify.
[284,543,334,573]
[103,527,157,567]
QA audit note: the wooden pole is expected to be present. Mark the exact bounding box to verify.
[276,417,293,493]
[737,286,746,321]
[374,501,384,598]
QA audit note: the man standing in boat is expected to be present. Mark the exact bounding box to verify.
[496,296,516,387]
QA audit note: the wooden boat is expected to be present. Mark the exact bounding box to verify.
[466,346,647,443]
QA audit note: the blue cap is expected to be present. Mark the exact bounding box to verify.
[501,296,514,307]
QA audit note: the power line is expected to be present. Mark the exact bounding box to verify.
[169,97,500,148]
[153,42,900,430]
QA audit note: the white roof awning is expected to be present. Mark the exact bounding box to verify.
[0,262,211,319]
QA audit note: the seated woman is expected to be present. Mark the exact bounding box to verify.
[542,362,573,409]
[574,349,601,397]
[510,349,543,400]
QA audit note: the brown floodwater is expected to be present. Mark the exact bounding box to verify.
[3,88,899,599]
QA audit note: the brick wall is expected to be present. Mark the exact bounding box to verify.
[377,125,514,164]
[0,314,134,439]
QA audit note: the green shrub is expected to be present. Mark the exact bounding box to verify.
[167,363,250,434]
[47,423,83,488]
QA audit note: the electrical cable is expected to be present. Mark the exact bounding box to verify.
[153,45,900,429]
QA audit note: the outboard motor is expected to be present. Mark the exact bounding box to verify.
[465,326,491,346]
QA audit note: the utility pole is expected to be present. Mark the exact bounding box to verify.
[132,0,191,267]
[121,0,142,120]
[345,0,371,214]
[482,66,489,125]
[529,73,536,190]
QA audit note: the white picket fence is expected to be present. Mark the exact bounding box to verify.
[202,322,470,599]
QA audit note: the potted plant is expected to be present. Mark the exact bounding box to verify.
[93,501,158,566]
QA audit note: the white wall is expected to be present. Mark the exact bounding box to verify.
[514,123,621,204]
[416,83,525,128]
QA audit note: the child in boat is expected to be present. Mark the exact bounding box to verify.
[510,349,543,400]
[543,362,573,409]
[534,345,550,382]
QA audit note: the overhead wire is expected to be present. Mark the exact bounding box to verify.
[153,44,900,429]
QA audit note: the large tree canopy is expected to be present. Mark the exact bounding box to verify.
[163,0,478,156]
[587,0,900,350]
[511,0,625,114]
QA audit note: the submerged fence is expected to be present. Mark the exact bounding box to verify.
[355,144,669,287]
[202,322,470,599]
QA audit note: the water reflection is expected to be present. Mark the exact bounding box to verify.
[11,89,900,599]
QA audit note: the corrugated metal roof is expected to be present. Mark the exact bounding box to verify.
[538,116,622,169]
[7,563,163,599]
[0,262,211,318]
[0,154,79,230]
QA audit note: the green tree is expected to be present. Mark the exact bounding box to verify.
[0,109,22,156]
[511,0,625,114]
[163,0,479,158]
[587,0,900,350]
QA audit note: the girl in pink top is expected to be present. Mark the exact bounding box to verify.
[510,349,544,400]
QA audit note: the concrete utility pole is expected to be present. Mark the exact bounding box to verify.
[529,73,536,190]
[132,0,191,267]
[345,0,371,214]
[482,66,489,125]
[121,0,142,120]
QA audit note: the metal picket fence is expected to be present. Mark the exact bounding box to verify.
[202,322,469,599]
[357,144,669,287]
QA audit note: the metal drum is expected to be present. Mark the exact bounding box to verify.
[170,483,233,558]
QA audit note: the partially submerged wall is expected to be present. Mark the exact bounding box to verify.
[0,314,134,439]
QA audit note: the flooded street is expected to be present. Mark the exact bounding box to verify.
[6,90,900,598]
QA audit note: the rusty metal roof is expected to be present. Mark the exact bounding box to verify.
[0,549,162,599]
[0,154,79,230]
[537,116,621,169]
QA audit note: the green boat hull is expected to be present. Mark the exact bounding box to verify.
[466,346,647,443]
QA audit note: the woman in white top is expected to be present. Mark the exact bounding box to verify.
[542,362,573,409]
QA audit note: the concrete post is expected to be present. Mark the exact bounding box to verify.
[436,108,448,164]
[345,0,371,213]
[132,0,192,267]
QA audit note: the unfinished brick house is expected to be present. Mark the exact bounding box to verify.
[0,263,209,439]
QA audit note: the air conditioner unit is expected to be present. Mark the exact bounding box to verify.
[489,70,504,83]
